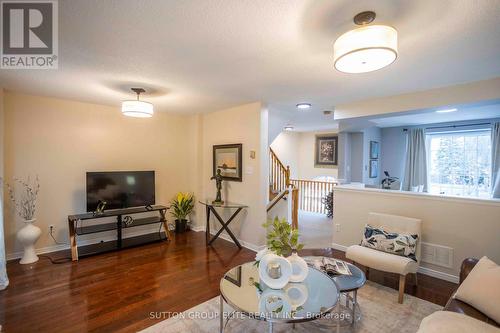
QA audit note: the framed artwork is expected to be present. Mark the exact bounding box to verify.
[315,135,338,167]
[213,143,243,182]
[370,141,379,159]
[369,159,379,178]
[224,266,242,287]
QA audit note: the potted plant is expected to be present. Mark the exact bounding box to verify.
[170,192,194,233]
[1,176,41,264]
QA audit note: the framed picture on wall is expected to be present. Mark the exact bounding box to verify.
[213,143,243,182]
[370,141,379,159]
[369,159,379,178]
[315,135,338,167]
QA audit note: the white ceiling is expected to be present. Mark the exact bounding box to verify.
[1,0,500,117]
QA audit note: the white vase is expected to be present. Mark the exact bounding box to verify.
[287,251,309,282]
[284,283,309,308]
[17,218,41,264]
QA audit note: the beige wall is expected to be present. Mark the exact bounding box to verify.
[270,131,339,181]
[269,131,300,179]
[3,92,194,256]
[333,187,500,280]
[198,102,267,248]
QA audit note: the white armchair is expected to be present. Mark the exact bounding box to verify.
[346,212,422,304]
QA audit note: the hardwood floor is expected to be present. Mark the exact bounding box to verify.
[1,231,458,332]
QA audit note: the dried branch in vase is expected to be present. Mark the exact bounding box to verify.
[1,175,40,221]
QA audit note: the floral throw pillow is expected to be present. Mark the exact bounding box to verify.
[361,225,418,261]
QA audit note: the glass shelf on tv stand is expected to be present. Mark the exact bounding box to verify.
[68,205,170,261]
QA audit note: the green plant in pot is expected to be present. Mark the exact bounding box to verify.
[170,192,194,233]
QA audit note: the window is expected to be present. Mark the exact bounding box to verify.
[427,130,492,198]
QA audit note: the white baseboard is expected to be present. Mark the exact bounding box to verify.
[331,242,459,284]
[6,227,161,261]
[7,243,69,261]
[190,224,264,253]
[331,242,348,252]
[417,266,459,284]
[190,225,205,232]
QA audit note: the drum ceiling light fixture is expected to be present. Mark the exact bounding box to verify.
[121,88,154,118]
[334,11,398,74]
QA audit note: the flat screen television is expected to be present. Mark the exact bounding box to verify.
[86,171,155,212]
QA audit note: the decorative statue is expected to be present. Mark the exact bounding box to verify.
[381,171,399,190]
[211,169,224,204]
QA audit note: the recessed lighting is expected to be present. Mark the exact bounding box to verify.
[435,108,457,113]
[284,125,294,131]
[296,103,311,110]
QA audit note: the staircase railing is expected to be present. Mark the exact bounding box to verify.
[290,179,337,214]
[266,187,299,230]
[269,147,290,194]
[266,189,289,212]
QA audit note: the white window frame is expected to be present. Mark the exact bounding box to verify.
[425,128,492,198]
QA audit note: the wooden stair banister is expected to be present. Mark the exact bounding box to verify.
[269,148,290,196]
[289,179,337,215]
[266,189,289,212]
[266,188,299,231]
[268,148,297,229]
[291,187,298,230]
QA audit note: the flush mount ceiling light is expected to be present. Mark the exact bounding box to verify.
[121,88,154,118]
[284,125,294,131]
[296,103,312,110]
[435,108,458,113]
[334,11,398,74]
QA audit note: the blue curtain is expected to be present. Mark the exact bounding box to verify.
[402,128,428,192]
[492,122,500,198]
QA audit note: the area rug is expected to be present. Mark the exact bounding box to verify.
[141,281,441,333]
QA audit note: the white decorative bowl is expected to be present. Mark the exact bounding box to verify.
[258,253,292,289]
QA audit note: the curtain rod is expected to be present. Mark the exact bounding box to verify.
[402,122,491,132]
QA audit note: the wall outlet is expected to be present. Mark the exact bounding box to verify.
[335,224,341,232]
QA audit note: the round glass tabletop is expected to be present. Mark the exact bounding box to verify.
[220,262,339,323]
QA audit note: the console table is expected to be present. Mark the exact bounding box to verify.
[199,201,247,249]
[68,205,170,261]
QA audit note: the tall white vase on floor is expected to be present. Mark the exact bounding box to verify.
[17,218,41,264]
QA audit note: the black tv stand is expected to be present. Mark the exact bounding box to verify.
[68,205,170,261]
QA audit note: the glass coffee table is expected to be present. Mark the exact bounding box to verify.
[219,261,340,333]
[305,256,367,327]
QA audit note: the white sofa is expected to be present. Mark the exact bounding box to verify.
[346,212,422,304]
